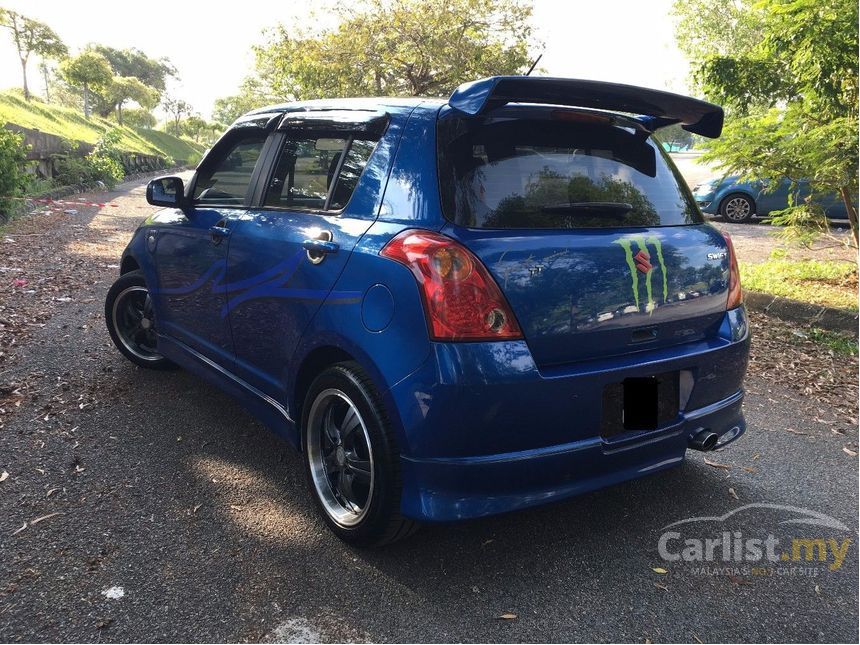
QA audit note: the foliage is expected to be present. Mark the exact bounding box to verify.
[90,45,176,93]
[122,107,156,129]
[59,50,113,117]
[0,125,29,219]
[162,97,193,134]
[673,0,859,246]
[88,46,175,117]
[654,123,694,151]
[179,115,211,142]
[0,91,205,163]
[212,91,262,127]
[252,0,537,100]
[739,258,858,310]
[0,8,67,100]
[106,76,158,125]
[51,132,124,189]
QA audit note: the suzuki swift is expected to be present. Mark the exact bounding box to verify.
[105,76,750,546]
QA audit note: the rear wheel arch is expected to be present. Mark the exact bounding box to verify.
[292,346,356,444]
[120,255,140,275]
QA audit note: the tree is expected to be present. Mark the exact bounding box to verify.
[106,76,158,125]
[162,97,193,134]
[0,9,67,100]
[180,115,209,142]
[91,45,176,91]
[654,123,694,152]
[59,51,113,117]
[252,0,537,100]
[673,0,859,245]
[212,90,262,127]
[88,45,176,116]
[122,108,156,129]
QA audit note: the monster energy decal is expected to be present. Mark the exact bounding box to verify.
[612,235,668,313]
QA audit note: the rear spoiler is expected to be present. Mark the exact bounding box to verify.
[448,76,724,139]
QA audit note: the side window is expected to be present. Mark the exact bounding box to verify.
[264,135,377,211]
[193,134,267,205]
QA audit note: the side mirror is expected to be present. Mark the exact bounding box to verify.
[146,176,186,208]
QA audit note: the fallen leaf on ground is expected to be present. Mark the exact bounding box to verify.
[0,470,8,482]
[742,467,756,473]
[729,488,739,500]
[704,458,731,470]
[498,613,517,620]
[652,567,668,574]
[30,512,62,526]
[654,582,669,591]
[843,447,858,457]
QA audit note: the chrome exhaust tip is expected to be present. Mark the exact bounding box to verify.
[689,429,719,451]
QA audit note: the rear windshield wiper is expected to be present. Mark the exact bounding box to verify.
[541,202,633,215]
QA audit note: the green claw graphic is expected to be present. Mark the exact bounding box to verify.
[613,236,669,313]
[632,235,654,312]
[612,238,640,310]
[646,235,668,304]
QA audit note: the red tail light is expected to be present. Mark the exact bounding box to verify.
[381,230,523,341]
[722,232,743,309]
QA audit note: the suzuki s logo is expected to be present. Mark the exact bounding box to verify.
[613,236,668,314]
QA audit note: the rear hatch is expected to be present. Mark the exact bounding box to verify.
[437,108,732,367]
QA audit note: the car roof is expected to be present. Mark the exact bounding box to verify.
[245,97,446,117]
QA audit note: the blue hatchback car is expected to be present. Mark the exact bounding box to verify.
[693,175,849,223]
[106,77,750,545]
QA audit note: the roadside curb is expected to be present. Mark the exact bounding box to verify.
[745,290,858,335]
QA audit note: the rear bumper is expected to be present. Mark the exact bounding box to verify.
[389,308,750,522]
[401,390,744,522]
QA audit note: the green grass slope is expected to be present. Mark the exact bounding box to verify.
[0,92,205,163]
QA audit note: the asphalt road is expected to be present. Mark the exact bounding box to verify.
[0,177,857,643]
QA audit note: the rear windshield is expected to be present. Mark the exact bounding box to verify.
[437,116,701,229]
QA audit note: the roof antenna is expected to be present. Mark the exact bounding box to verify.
[525,53,543,76]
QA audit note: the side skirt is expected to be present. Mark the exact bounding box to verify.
[157,334,300,448]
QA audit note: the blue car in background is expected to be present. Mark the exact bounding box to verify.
[693,175,848,223]
[105,76,750,546]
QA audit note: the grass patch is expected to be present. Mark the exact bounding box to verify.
[806,328,859,356]
[0,92,204,163]
[740,258,858,311]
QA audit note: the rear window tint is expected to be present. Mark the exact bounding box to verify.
[437,116,701,229]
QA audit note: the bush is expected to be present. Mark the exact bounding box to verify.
[0,126,29,221]
[51,130,126,189]
[123,108,157,129]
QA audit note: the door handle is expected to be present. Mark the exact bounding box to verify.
[210,225,231,244]
[302,231,338,264]
[302,239,339,254]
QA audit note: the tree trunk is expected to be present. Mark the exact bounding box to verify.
[42,67,51,103]
[117,102,123,126]
[20,57,29,100]
[838,185,859,247]
[83,83,90,118]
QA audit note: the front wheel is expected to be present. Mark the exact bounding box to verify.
[720,193,755,222]
[105,270,175,370]
[302,362,418,546]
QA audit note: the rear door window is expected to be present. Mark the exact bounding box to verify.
[438,116,702,229]
[264,135,377,211]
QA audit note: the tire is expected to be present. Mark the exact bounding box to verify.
[105,270,175,370]
[302,361,418,546]
[720,193,755,222]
